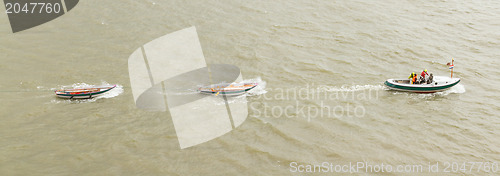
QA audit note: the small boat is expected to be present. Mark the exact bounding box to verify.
[55,85,116,99]
[198,82,258,96]
[384,76,460,93]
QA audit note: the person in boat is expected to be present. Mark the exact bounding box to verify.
[418,75,425,84]
[421,69,429,80]
[427,73,434,84]
[414,75,421,84]
[409,72,416,84]
[413,74,418,84]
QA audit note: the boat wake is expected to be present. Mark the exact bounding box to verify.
[319,84,387,92]
[436,83,466,95]
[243,77,267,96]
[49,82,123,104]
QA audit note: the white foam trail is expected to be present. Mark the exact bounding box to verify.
[96,84,123,100]
[244,77,267,96]
[50,82,123,104]
[436,83,466,95]
[319,84,386,92]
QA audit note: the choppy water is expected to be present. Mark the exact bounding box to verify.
[1,0,500,175]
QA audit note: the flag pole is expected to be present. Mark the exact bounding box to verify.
[451,59,454,78]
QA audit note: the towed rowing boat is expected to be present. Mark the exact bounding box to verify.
[384,76,460,93]
[55,85,116,99]
[198,82,258,96]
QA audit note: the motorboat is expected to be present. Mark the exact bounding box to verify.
[384,76,460,93]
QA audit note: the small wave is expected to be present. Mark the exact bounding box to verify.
[168,88,198,96]
[147,0,157,5]
[243,77,267,96]
[319,84,386,92]
[97,84,123,99]
[436,83,466,95]
[50,98,97,104]
[211,95,248,106]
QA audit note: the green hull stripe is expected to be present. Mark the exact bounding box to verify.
[384,80,460,91]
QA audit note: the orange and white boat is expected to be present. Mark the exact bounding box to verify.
[198,83,258,96]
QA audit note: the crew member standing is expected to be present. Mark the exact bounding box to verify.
[421,69,429,79]
[409,72,416,84]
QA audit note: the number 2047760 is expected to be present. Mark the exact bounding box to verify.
[5,3,62,14]
[443,162,498,173]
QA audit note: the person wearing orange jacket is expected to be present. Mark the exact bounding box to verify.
[421,69,429,79]
[408,72,416,84]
